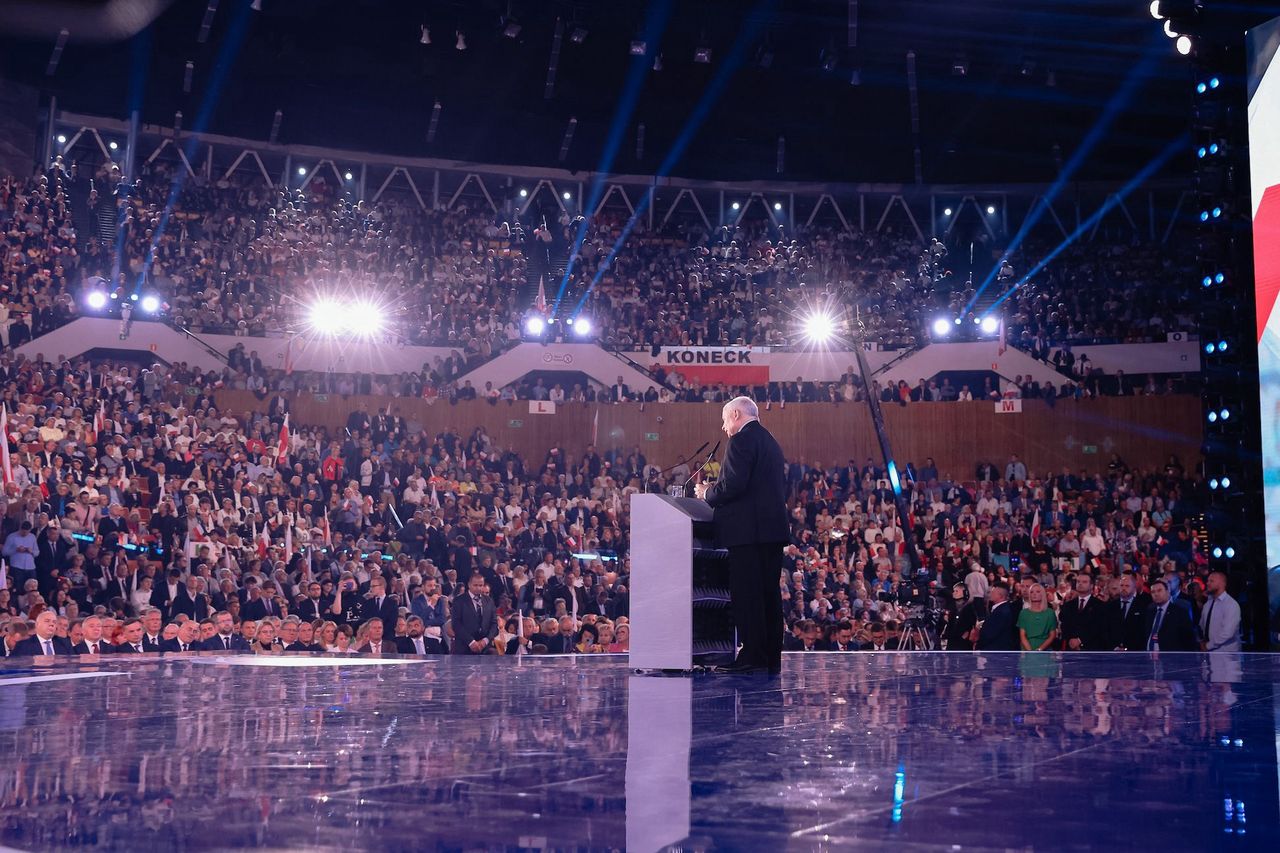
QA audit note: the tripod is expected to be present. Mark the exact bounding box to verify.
[897,614,936,650]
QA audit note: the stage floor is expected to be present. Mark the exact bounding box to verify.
[1,652,1277,851]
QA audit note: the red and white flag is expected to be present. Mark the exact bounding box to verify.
[534,275,548,315]
[256,521,270,559]
[92,405,105,444]
[997,318,1008,357]
[0,404,11,485]
[1030,508,1041,540]
[277,414,290,466]
[591,408,599,445]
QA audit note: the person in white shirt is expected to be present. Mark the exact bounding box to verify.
[1200,570,1241,653]
[1080,521,1107,557]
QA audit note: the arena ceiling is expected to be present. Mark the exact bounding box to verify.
[0,0,1276,185]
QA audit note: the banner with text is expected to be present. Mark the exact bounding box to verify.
[648,347,771,384]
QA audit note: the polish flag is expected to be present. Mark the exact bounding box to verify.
[1031,508,1041,540]
[284,521,293,557]
[0,404,11,485]
[256,521,270,559]
[92,405,105,444]
[534,275,548,315]
[277,414,290,466]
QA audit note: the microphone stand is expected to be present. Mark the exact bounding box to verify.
[645,441,709,493]
[682,441,721,498]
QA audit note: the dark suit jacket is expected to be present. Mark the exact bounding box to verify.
[356,641,393,655]
[1139,603,1198,652]
[1058,595,1108,650]
[396,635,446,655]
[200,633,251,652]
[72,640,114,655]
[294,598,328,623]
[976,601,1018,650]
[141,634,164,652]
[359,595,400,637]
[242,596,281,622]
[703,419,790,548]
[1105,595,1151,650]
[159,638,199,653]
[452,593,498,653]
[12,635,75,656]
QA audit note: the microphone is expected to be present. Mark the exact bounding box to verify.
[644,441,710,494]
[684,440,721,491]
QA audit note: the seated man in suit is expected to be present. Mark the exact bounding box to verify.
[396,615,446,655]
[976,586,1018,651]
[356,618,391,655]
[12,611,75,657]
[114,618,147,654]
[200,610,251,652]
[71,615,114,655]
[530,617,569,654]
[452,572,499,654]
[159,620,201,653]
[1141,580,1198,652]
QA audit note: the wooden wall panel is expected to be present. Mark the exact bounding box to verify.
[215,392,1202,478]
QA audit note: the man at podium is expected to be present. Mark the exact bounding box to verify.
[695,396,790,675]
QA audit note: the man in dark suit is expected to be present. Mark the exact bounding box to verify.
[12,611,75,656]
[976,586,1018,650]
[159,621,201,653]
[70,615,114,655]
[113,618,147,654]
[241,585,280,621]
[452,572,498,654]
[1140,580,1198,652]
[1105,573,1151,650]
[295,581,330,623]
[200,611,251,652]
[395,616,446,655]
[359,576,399,638]
[1059,573,1108,651]
[696,397,789,675]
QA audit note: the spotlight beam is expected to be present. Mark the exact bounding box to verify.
[983,132,1188,317]
[963,42,1161,316]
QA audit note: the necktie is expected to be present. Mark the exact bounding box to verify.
[134,644,142,653]
[181,644,188,652]
[223,636,230,650]
[1148,607,1165,651]
[1203,597,1216,638]
[42,640,53,656]
[90,643,98,654]
[1122,599,1131,620]
[415,638,424,654]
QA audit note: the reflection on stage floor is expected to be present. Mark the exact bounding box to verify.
[0,652,1276,851]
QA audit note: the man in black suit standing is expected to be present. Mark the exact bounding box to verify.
[360,576,399,638]
[12,611,75,657]
[1140,580,1198,652]
[1059,573,1108,651]
[452,572,498,654]
[1105,573,1151,650]
[696,396,790,675]
[976,586,1018,650]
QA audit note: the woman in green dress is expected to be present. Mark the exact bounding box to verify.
[1018,582,1058,651]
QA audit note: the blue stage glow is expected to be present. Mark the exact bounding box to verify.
[887,461,902,495]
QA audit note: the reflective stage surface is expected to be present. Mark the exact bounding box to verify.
[1,652,1277,851]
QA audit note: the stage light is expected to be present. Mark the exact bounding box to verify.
[1197,82,1207,94]
[1209,478,1219,489]
[932,318,952,337]
[694,45,712,64]
[524,316,545,336]
[297,166,307,176]
[344,171,353,181]
[86,291,107,310]
[420,25,430,45]
[986,205,996,215]
[1215,272,1225,283]
[140,295,160,313]
[1208,411,1218,423]
[572,317,592,337]
[307,301,345,336]
[773,202,783,211]
[1221,476,1231,488]
[348,301,385,336]
[1197,147,1207,158]
[980,316,999,335]
[503,20,522,39]
[108,141,118,151]
[802,313,836,344]
[129,293,139,301]
[652,54,663,71]
[455,31,467,50]
[731,202,740,211]
[562,191,572,201]
[630,39,647,56]
[1200,210,1209,222]
[570,26,588,44]
[972,317,981,325]
[1212,206,1222,218]
[1209,143,1219,154]
[1212,546,1223,559]
[943,207,953,216]
[954,317,962,325]
[1205,343,1215,354]
[1202,275,1213,287]
[1150,0,1163,19]
[1176,36,1192,55]
[1220,407,1230,420]
[1218,340,1228,352]
[1164,20,1178,37]
[1209,77,1220,89]
[1225,546,1236,559]
[518,188,528,198]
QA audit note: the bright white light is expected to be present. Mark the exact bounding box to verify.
[980,316,1000,334]
[943,207,953,216]
[297,166,308,176]
[562,191,572,201]
[56,134,66,144]
[986,205,996,215]
[1163,20,1178,38]
[525,316,545,336]
[86,291,107,310]
[1150,1,1163,19]
[731,202,741,211]
[344,171,353,181]
[108,141,118,151]
[802,313,836,344]
[140,295,160,313]
[932,318,952,337]
[573,317,592,336]
[1176,35,1192,55]
[347,301,386,335]
[519,189,528,198]
[773,202,783,211]
[307,300,346,336]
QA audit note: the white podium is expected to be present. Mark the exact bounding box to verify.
[629,494,735,670]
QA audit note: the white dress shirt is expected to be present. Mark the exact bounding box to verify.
[1200,591,1241,652]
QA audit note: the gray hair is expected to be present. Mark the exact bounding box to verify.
[724,396,759,420]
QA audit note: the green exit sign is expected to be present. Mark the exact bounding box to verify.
[645,432,659,441]
[508,419,524,428]
[314,394,328,402]
[1082,445,1098,454]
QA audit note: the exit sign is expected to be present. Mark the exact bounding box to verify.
[508,419,524,428]
[645,432,659,441]
[1083,445,1098,454]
